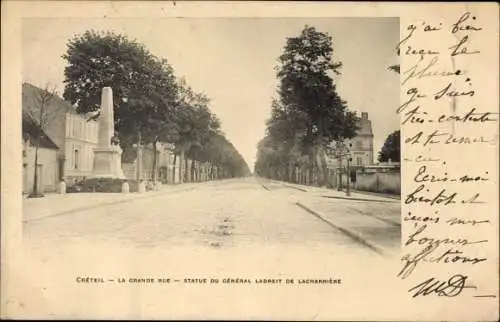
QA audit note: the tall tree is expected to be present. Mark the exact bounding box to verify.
[62,30,178,180]
[171,79,220,183]
[256,25,358,186]
[62,30,249,185]
[378,130,400,163]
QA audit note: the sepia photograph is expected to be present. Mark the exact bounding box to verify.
[21,17,400,258]
[3,2,499,320]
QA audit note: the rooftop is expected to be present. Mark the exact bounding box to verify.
[22,82,77,119]
[22,111,59,150]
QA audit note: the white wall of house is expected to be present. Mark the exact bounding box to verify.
[64,113,99,179]
[345,135,374,167]
[23,146,59,194]
[327,113,375,169]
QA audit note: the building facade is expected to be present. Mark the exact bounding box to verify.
[22,83,99,185]
[122,142,176,184]
[64,112,99,180]
[157,142,178,184]
[345,112,374,167]
[22,112,60,194]
[327,111,374,168]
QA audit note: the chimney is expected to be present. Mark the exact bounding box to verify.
[361,112,368,120]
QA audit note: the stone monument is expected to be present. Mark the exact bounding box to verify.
[92,87,125,179]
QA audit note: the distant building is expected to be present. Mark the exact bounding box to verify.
[157,142,178,183]
[347,112,374,167]
[122,142,177,184]
[22,83,99,184]
[22,111,59,194]
[327,112,374,168]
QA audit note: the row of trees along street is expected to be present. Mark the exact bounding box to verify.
[61,30,250,184]
[254,26,359,188]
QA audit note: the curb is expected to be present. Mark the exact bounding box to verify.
[295,201,387,257]
[351,190,401,201]
[321,195,398,204]
[278,181,397,203]
[282,183,308,192]
[267,180,309,192]
[23,186,196,224]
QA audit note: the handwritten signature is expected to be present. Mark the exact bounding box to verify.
[408,274,476,298]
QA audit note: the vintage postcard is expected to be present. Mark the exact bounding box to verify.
[1,1,499,320]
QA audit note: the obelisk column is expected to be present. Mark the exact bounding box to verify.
[92,87,125,179]
[97,87,114,149]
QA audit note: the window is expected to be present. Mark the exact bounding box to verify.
[72,118,78,137]
[66,115,71,137]
[89,147,94,170]
[356,140,363,149]
[357,157,363,166]
[90,123,97,142]
[74,149,79,169]
[88,123,93,141]
[93,123,98,142]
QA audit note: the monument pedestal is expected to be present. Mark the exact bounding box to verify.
[92,146,125,179]
[83,86,127,193]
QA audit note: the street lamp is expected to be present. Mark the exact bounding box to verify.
[346,154,352,197]
[330,140,352,196]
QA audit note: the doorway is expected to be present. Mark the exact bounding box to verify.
[36,164,43,193]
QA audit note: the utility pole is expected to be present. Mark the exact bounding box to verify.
[332,140,352,196]
[337,154,342,191]
[346,154,351,197]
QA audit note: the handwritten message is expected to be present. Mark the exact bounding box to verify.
[397,11,498,299]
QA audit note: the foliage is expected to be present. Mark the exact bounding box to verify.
[62,30,178,146]
[255,25,359,184]
[62,30,249,180]
[378,130,400,163]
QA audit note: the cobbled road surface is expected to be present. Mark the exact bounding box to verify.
[23,177,400,257]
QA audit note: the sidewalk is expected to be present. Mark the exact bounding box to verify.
[273,180,399,203]
[296,198,401,256]
[23,182,204,223]
[350,189,400,200]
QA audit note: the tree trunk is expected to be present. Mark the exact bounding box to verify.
[184,157,189,182]
[338,155,343,191]
[172,154,177,184]
[308,163,314,186]
[31,137,41,195]
[30,101,46,197]
[151,139,158,184]
[136,130,142,183]
[179,149,184,184]
[314,146,329,188]
[191,159,196,182]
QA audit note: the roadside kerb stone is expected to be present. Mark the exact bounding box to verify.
[272,180,398,203]
[295,201,388,257]
[23,184,201,223]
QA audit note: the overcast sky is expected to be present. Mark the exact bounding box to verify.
[23,17,400,169]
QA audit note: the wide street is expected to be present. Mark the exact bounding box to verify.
[23,178,401,258]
